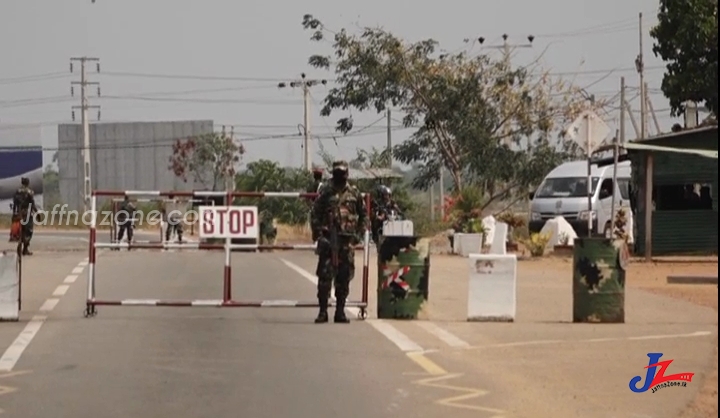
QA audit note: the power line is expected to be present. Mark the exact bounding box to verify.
[0,72,70,85]
[99,71,303,83]
[0,126,412,153]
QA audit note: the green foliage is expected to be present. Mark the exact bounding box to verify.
[235,160,312,225]
[168,132,245,191]
[301,14,589,204]
[650,0,718,116]
[522,232,551,257]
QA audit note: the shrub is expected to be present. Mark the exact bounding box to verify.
[522,232,551,257]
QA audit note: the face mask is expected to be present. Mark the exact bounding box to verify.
[332,170,348,185]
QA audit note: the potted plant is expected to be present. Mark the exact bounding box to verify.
[521,232,551,257]
[496,211,525,252]
[448,187,487,256]
[553,232,574,256]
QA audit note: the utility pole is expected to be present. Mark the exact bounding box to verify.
[278,73,327,170]
[635,12,647,139]
[478,34,535,144]
[70,57,100,212]
[386,108,392,168]
[620,77,626,144]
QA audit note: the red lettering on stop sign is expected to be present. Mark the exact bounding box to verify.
[229,209,241,234]
[242,210,255,234]
[202,209,214,235]
[217,209,228,235]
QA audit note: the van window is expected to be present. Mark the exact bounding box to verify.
[617,179,630,199]
[535,177,600,198]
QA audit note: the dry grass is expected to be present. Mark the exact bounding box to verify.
[276,223,312,243]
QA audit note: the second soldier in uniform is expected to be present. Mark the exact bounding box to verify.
[311,161,368,323]
[12,177,37,255]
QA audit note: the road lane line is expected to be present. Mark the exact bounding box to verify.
[71,266,84,274]
[52,285,70,297]
[63,275,78,284]
[0,257,89,372]
[281,259,427,353]
[464,330,714,350]
[0,316,47,372]
[415,322,471,348]
[39,299,59,312]
[406,352,447,375]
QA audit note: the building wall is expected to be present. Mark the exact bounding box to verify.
[632,128,718,255]
[57,120,214,211]
[0,126,44,214]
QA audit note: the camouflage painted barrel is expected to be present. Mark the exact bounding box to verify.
[572,237,628,323]
[376,236,430,319]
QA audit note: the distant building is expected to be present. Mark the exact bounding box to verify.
[57,120,213,211]
[628,125,718,256]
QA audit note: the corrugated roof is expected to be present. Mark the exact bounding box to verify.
[630,125,718,143]
[349,168,404,179]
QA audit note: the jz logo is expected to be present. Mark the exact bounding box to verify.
[629,353,694,393]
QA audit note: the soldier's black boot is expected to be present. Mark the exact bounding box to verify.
[334,298,350,323]
[314,297,329,323]
[22,243,32,256]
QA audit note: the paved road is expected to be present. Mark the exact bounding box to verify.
[0,249,489,418]
[0,228,161,253]
[0,244,717,418]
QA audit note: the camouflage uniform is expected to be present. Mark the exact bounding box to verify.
[311,161,368,323]
[259,211,277,251]
[12,178,36,255]
[116,197,136,244]
[163,198,185,242]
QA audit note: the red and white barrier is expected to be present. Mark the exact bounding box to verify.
[85,189,372,319]
[467,254,517,322]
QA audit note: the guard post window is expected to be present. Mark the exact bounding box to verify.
[652,183,713,210]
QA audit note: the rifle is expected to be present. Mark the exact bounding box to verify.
[329,208,340,273]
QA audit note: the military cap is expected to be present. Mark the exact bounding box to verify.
[332,160,349,171]
[312,167,324,174]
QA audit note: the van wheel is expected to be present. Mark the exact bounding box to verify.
[603,222,613,239]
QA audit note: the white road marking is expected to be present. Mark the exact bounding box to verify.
[281,259,425,352]
[39,299,59,312]
[0,315,47,372]
[0,257,89,371]
[465,331,714,350]
[52,285,70,296]
[415,322,471,348]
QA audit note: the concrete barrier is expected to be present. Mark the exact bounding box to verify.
[467,253,516,322]
[0,251,19,321]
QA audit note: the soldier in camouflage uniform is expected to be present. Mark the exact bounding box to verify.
[311,161,368,323]
[12,177,37,255]
[116,196,136,244]
[258,210,277,251]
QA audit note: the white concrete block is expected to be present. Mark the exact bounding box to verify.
[0,252,19,321]
[467,253,516,322]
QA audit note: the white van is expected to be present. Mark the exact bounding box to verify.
[528,159,632,240]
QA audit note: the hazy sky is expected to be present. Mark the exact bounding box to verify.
[0,0,686,168]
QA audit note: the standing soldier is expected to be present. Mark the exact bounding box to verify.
[116,195,136,245]
[311,161,368,324]
[12,177,37,255]
[162,195,185,242]
[308,168,324,196]
[258,210,277,251]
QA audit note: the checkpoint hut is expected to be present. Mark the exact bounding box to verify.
[624,125,718,258]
